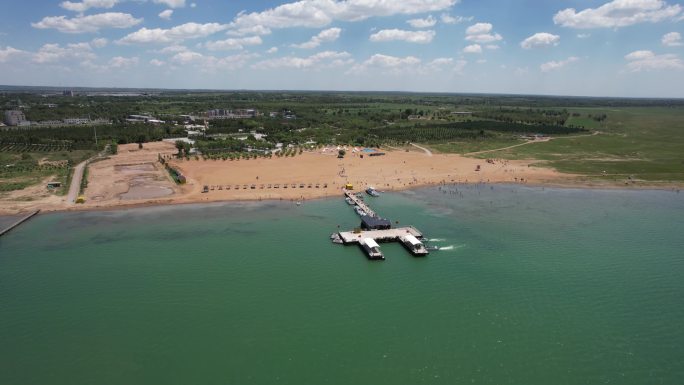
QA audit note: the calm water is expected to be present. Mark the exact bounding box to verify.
[1,185,683,385]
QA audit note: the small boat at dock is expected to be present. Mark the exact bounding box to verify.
[360,238,384,260]
[330,233,343,244]
[345,197,354,205]
[354,206,367,216]
[366,187,380,197]
[400,234,429,256]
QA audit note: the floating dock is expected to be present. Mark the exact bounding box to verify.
[0,210,40,238]
[338,226,423,244]
[334,190,429,260]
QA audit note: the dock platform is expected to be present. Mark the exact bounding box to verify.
[337,226,423,244]
[335,190,429,260]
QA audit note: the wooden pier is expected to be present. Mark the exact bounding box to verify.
[0,210,40,238]
[344,190,377,217]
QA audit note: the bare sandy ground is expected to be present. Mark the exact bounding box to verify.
[1,141,677,215]
[168,148,563,203]
[81,142,184,208]
[0,142,180,215]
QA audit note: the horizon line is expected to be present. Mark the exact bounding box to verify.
[1,84,683,101]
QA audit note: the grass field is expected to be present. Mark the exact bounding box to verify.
[431,107,684,182]
[0,150,96,194]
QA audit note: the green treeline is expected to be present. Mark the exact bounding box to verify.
[0,124,187,149]
[371,121,585,142]
[473,108,570,126]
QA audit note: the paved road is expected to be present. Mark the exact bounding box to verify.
[410,143,433,156]
[66,161,86,204]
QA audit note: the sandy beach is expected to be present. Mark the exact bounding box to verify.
[0,141,677,215]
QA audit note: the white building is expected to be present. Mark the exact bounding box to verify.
[126,114,165,124]
[3,110,26,126]
[62,118,91,125]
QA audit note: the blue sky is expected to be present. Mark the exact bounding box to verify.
[0,0,683,97]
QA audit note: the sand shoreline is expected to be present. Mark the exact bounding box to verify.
[2,179,681,217]
[1,141,681,216]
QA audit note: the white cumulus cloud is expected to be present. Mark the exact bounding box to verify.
[465,23,502,44]
[0,46,27,62]
[32,12,142,33]
[349,53,466,75]
[521,32,560,49]
[60,0,119,12]
[369,29,435,44]
[205,36,263,51]
[171,50,204,64]
[154,44,188,54]
[227,25,272,37]
[82,55,140,72]
[292,27,341,49]
[425,57,467,73]
[625,50,684,71]
[109,56,139,68]
[348,53,420,74]
[427,57,453,67]
[662,32,683,46]
[153,0,185,8]
[118,22,227,44]
[159,9,173,20]
[266,47,278,54]
[32,42,96,63]
[253,50,352,69]
[228,0,457,35]
[407,15,436,28]
[361,54,421,67]
[440,13,472,24]
[91,37,108,48]
[150,59,165,66]
[540,56,579,72]
[554,0,682,29]
[462,44,482,54]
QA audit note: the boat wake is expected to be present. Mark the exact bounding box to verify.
[439,244,465,251]
[427,238,445,242]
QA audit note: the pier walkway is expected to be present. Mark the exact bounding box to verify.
[344,190,377,217]
[0,210,40,238]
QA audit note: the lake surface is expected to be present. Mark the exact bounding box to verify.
[1,185,683,385]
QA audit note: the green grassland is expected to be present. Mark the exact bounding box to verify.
[448,107,684,182]
[424,137,527,154]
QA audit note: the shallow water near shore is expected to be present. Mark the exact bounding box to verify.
[1,185,683,384]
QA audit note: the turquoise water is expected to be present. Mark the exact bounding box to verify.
[1,185,683,384]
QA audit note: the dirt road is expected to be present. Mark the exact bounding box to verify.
[67,161,85,204]
[410,143,433,156]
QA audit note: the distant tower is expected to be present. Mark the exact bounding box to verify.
[62,90,74,97]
